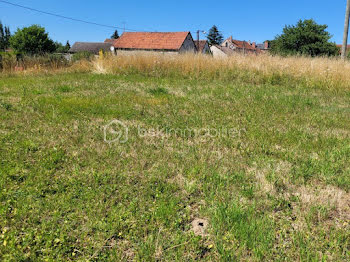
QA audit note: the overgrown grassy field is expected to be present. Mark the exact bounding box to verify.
[1,54,350,261]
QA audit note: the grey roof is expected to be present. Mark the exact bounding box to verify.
[214,45,235,55]
[69,42,113,54]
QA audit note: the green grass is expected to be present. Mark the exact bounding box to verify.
[0,72,350,261]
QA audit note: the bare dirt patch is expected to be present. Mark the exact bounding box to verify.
[191,218,209,237]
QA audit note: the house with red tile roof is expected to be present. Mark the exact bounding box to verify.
[220,36,260,55]
[105,32,197,54]
[257,41,271,51]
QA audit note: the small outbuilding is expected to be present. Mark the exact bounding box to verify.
[194,40,211,54]
[69,42,115,55]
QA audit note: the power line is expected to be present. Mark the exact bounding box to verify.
[0,0,143,32]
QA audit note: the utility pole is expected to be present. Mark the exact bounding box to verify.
[195,30,207,53]
[122,21,126,33]
[342,0,350,60]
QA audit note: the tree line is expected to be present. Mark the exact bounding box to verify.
[0,22,70,54]
[207,21,340,57]
[0,20,343,57]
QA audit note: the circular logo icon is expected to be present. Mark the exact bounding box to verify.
[103,119,128,144]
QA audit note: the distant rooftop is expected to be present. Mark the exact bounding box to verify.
[194,40,208,53]
[69,42,113,54]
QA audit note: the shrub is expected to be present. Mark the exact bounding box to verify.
[72,51,94,62]
[0,52,70,72]
[0,52,17,71]
[21,54,70,69]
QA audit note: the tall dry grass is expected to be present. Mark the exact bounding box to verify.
[2,52,350,89]
[0,54,71,73]
[91,53,350,89]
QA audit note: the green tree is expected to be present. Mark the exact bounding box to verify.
[55,40,71,53]
[271,19,339,56]
[65,40,70,50]
[10,25,56,55]
[111,30,119,39]
[0,21,11,51]
[207,25,223,46]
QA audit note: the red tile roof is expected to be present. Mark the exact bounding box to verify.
[336,44,350,54]
[224,36,256,51]
[194,40,209,53]
[104,39,115,43]
[336,44,350,49]
[232,40,256,50]
[111,32,191,51]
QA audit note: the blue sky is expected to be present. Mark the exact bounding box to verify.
[0,0,347,44]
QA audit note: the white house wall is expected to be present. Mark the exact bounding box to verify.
[210,46,227,58]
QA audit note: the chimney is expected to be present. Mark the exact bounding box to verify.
[252,42,256,49]
[264,41,269,49]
